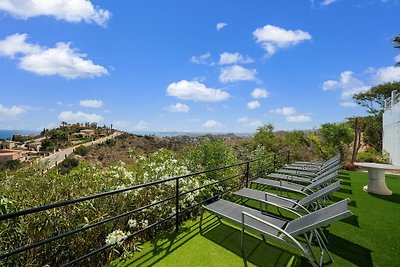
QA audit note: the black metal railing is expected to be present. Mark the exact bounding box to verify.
[0,151,290,266]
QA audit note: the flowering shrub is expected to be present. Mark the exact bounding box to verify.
[0,143,246,266]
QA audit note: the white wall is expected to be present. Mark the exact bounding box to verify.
[383,96,400,165]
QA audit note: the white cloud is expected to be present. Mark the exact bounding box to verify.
[0,104,26,119]
[237,117,263,128]
[286,115,312,122]
[395,54,400,63]
[321,0,337,6]
[216,22,227,31]
[340,101,358,107]
[247,101,261,110]
[165,103,190,113]
[219,52,253,65]
[372,66,400,84]
[80,99,103,108]
[190,52,214,65]
[0,0,111,26]
[322,71,370,99]
[135,120,149,130]
[58,111,103,123]
[251,88,269,99]
[219,65,257,83]
[0,33,108,79]
[0,33,41,57]
[270,107,296,115]
[253,25,312,56]
[167,80,230,102]
[203,120,222,128]
[112,120,130,130]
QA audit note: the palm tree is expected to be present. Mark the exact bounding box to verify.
[394,35,400,67]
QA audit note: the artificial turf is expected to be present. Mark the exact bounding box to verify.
[111,170,400,267]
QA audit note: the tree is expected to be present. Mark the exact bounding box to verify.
[394,35,400,67]
[253,124,280,152]
[319,122,353,161]
[353,82,399,115]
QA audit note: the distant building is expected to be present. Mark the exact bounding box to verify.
[80,129,95,136]
[0,140,16,149]
[0,149,23,164]
[27,142,42,151]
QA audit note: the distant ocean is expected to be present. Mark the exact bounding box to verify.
[131,131,253,138]
[0,130,40,140]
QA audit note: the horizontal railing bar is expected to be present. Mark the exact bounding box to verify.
[179,172,246,197]
[0,159,260,221]
[179,183,243,215]
[62,213,177,267]
[0,195,176,260]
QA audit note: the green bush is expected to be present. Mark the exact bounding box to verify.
[74,145,89,156]
[357,148,389,163]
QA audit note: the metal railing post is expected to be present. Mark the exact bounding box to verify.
[287,150,290,164]
[273,154,276,170]
[245,162,250,188]
[175,177,179,232]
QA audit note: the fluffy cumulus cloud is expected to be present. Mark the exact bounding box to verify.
[251,88,269,99]
[286,115,312,122]
[0,33,108,79]
[216,22,227,31]
[270,107,296,115]
[190,52,214,65]
[58,111,103,123]
[237,117,263,128]
[270,107,312,123]
[322,71,370,99]
[219,65,257,83]
[166,80,230,102]
[0,0,111,26]
[165,103,190,112]
[80,99,103,108]
[202,120,222,128]
[219,52,253,65]
[253,25,312,56]
[0,104,26,119]
[247,101,261,109]
[371,66,400,84]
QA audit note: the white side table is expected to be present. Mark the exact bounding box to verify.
[354,162,400,196]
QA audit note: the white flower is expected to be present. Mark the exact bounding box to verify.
[105,230,128,246]
[128,219,137,228]
[142,219,149,228]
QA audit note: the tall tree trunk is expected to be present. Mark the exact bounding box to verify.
[351,117,360,164]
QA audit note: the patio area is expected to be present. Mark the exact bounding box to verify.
[111,170,400,267]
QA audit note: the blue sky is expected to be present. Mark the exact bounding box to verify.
[0,0,399,133]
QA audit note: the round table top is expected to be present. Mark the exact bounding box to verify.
[354,162,400,170]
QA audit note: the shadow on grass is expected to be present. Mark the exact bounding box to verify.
[340,215,360,228]
[119,214,216,267]
[338,188,353,195]
[341,181,352,187]
[330,196,357,208]
[202,222,310,267]
[338,175,350,181]
[325,232,373,267]
[369,192,400,204]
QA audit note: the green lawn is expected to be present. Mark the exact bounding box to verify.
[111,171,400,267]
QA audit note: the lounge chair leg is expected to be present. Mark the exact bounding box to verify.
[304,234,319,265]
[241,213,245,252]
[199,206,204,235]
[315,230,334,264]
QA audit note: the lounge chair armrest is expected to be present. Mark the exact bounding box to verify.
[241,211,308,255]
